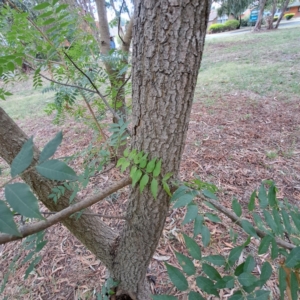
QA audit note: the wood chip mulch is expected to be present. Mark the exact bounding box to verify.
[0,90,299,299]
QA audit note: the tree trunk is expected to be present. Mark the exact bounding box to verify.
[0,107,116,270]
[0,0,211,298]
[275,0,290,29]
[267,0,277,30]
[254,0,267,31]
[111,0,211,298]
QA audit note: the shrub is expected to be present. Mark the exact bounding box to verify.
[208,23,225,33]
[241,18,249,27]
[273,16,278,22]
[284,13,295,20]
[224,19,240,30]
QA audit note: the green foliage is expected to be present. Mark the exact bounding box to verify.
[240,18,249,27]
[158,181,300,299]
[224,19,240,30]
[208,19,239,34]
[10,137,34,177]
[117,149,164,198]
[284,13,295,20]
[97,278,118,300]
[208,23,225,33]
[1,231,47,292]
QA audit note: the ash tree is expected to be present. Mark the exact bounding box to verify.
[1,1,300,299]
[0,0,212,298]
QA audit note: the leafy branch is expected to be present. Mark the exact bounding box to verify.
[0,177,131,244]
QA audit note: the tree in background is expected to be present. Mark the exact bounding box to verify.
[217,0,251,28]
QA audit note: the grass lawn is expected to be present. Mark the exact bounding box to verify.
[197,27,300,101]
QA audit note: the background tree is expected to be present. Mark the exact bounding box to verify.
[217,0,251,28]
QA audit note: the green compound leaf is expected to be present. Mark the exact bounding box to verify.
[39,131,63,163]
[24,256,42,279]
[152,159,162,177]
[201,225,210,247]
[34,2,50,10]
[243,256,256,273]
[11,137,34,177]
[165,263,188,291]
[229,291,243,300]
[56,3,68,13]
[196,276,219,297]
[146,158,156,173]
[151,178,158,199]
[259,261,272,287]
[279,266,287,300]
[5,183,44,220]
[173,193,194,209]
[281,210,292,235]
[238,272,258,287]
[139,174,149,193]
[139,154,148,168]
[228,245,244,266]
[183,234,201,260]
[248,191,256,211]
[36,160,77,181]
[132,169,142,187]
[182,204,198,225]
[258,184,268,208]
[171,186,190,202]
[232,198,242,217]
[290,271,298,300]
[202,263,221,280]
[241,220,259,239]
[247,290,270,300]
[194,214,204,237]
[204,255,226,266]
[175,252,195,276]
[285,247,300,268]
[188,291,205,300]
[202,189,218,200]
[204,213,221,223]
[258,235,273,254]
[0,200,21,236]
[163,182,172,196]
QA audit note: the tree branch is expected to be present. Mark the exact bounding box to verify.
[203,197,296,250]
[0,177,131,244]
[15,211,127,219]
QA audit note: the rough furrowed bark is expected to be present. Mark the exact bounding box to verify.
[0,107,116,270]
[111,1,211,299]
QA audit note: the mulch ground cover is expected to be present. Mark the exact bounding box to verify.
[0,90,299,299]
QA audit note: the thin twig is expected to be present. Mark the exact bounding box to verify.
[79,91,115,156]
[63,51,122,122]
[202,196,296,250]
[39,70,97,94]
[0,177,132,244]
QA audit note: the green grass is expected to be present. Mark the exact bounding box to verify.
[0,81,53,120]
[1,26,300,120]
[196,27,300,102]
